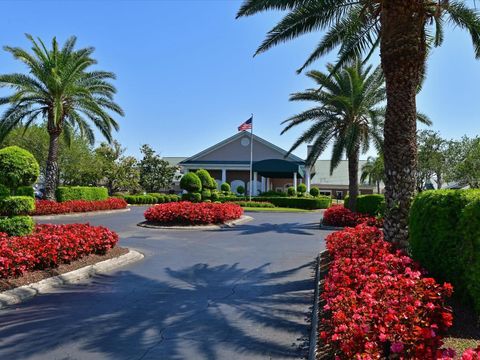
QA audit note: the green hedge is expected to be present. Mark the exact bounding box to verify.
[0,196,35,215]
[254,196,331,210]
[0,184,10,198]
[123,193,180,205]
[15,186,35,197]
[409,189,480,312]
[344,194,385,216]
[56,186,109,202]
[0,215,34,236]
[232,201,275,208]
[0,146,40,191]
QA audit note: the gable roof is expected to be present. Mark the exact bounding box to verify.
[179,131,304,165]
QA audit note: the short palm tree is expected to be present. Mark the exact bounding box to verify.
[237,0,480,248]
[283,61,385,211]
[361,156,385,194]
[0,35,124,200]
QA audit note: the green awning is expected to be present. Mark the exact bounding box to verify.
[253,159,305,178]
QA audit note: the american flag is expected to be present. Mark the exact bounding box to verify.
[238,116,253,131]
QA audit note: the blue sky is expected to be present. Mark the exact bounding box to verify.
[0,0,479,160]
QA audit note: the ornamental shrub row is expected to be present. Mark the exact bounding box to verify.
[321,224,454,359]
[0,216,35,236]
[56,186,109,202]
[0,223,119,278]
[344,194,385,216]
[144,201,243,225]
[254,196,331,209]
[231,201,275,208]
[322,205,383,228]
[123,193,179,205]
[33,198,128,216]
[410,189,480,313]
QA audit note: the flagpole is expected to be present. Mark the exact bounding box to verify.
[249,113,254,201]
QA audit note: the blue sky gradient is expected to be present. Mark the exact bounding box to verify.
[0,0,479,159]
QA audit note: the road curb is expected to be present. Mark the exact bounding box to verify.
[309,250,325,360]
[137,215,254,230]
[32,207,131,220]
[0,249,144,309]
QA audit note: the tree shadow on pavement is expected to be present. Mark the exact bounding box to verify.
[221,222,319,236]
[0,261,315,360]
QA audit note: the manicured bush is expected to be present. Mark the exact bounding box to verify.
[297,183,307,195]
[221,182,230,192]
[322,205,382,228]
[0,146,40,191]
[181,192,202,203]
[259,190,286,197]
[56,186,109,202]
[123,195,157,205]
[231,201,275,208]
[15,185,34,198]
[33,198,127,215]
[201,189,211,200]
[321,224,454,358]
[309,186,320,197]
[211,190,220,201]
[236,185,245,195]
[0,196,35,215]
[0,216,34,236]
[0,223,119,278]
[196,169,215,190]
[144,201,243,225]
[344,194,385,216]
[180,172,202,193]
[410,189,480,312]
[0,184,10,198]
[166,194,179,202]
[287,186,296,197]
[254,196,331,210]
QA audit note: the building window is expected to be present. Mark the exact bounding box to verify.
[336,191,343,199]
[320,190,331,196]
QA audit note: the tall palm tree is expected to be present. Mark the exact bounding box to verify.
[237,1,480,248]
[361,156,385,194]
[283,61,385,211]
[0,35,124,200]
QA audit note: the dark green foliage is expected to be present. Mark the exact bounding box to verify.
[297,183,307,195]
[139,145,176,193]
[147,193,166,203]
[0,146,39,190]
[0,216,34,236]
[287,187,296,197]
[310,187,320,197]
[410,190,480,312]
[167,194,179,202]
[180,173,202,193]
[201,189,211,200]
[15,186,34,197]
[0,184,10,198]
[211,190,220,201]
[56,186,109,202]
[254,196,331,210]
[0,196,35,215]
[195,169,217,191]
[233,201,275,208]
[236,186,245,195]
[346,194,385,216]
[181,192,202,203]
[221,183,230,192]
[124,195,157,204]
[259,190,286,197]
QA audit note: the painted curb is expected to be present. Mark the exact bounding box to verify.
[0,249,144,309]
[137,215,254,230]
[308,251,323,360]
[32,207,131,221]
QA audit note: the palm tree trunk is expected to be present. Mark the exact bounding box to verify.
[377,181,380,194]
[347,147,359,212]
[44,130,61,200]
[380,2,427,249]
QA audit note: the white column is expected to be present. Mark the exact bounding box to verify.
[305,168,311,192]
[221,168,227,184]
[253,172,258,196]
[261,176,265,193]
[293,172,297,191]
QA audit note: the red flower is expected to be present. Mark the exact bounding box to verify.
[33,198,127,216]
[322,205,383,228]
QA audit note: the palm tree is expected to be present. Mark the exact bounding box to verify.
[361,156,385,194]
[0,35,124,200]
[236,1,480,248]
[283,61,385,211]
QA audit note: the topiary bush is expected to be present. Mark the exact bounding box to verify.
[196,169,216,190]
[221,182,231,192]
[0,184,10,199]
[15,186,34,198]
[0,146,40,191]
[356,194,385,216]
[201,189,212,200]
[287,186,296,197]
[409,189,480,312]
[236,185,245,195]
[297,183,307,196]
[310,187,320,197]
[0,215,34,236]
[0,196,35,215]
[56,186,108,202]
[180,173,202,193]
[181,192,202,202]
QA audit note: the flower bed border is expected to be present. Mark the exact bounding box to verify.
[138,215,253,230]
[32,207,130,220]
[0,248,143,309]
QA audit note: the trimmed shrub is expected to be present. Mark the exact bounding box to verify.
[196,169,215,190]
[0,196,35,215]
[15,186,35,198]
[297,183,307,195]
[221,182,230,192]
[166,194,179,202]
[232,201,275,208]
[201,189,211,200]
[259,190,286,197]
[344,194,385,216]
[236,185,245,195]
[0,184,10,198]
[0,146,40,190]
[56,186,108,202]
[309,186,320,197]
[410,189,480,312]
[0,216,34,236]
[180,173,202,193]
[254,196,331,210]
[211,190,220,201]
[287,186,296,197]
[181,192,202,202]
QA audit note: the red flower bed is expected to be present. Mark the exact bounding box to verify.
[144,201,243,225]
[321,224,454,359]
[0,224,118,278]
[322,205,382,228]
[33,198,127,215]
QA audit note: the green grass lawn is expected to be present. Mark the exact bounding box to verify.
[242,207,313,213]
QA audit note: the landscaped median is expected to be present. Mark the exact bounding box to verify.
[32,198,128,216]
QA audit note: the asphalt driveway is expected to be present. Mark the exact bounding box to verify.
[0,207,329,360]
